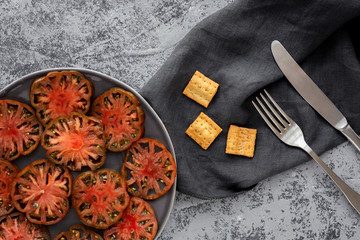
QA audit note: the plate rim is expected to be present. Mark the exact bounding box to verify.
[0,67,177,239]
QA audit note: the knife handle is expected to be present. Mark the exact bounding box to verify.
[340,124,360,152]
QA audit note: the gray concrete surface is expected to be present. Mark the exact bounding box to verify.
[1,0,359,239]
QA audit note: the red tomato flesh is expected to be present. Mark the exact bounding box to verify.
[11,159,72,225]
[0,100,42,161]
[121,138,176,200]
[0,212,50,240]
[42,112,106,171]
[91,88,145,152]
[72,169,130,229]
[30,71,94,126]
[104,197,158,240]
[0,159,19,217]
[54,224,103,240]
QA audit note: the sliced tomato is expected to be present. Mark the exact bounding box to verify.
[42,112,106,171]
[0,212,50,240]
[10,159,72,225]
[72,169,130,229]
[54,224,104,240]
[0,99,42,161]
[0,159,19,217]
[121,138,176,200]
[104,197,158,240]
[90,88,145,152]
[30,71,94,126]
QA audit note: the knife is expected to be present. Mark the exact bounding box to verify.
[271,40,360,152]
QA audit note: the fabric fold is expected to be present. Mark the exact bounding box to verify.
[140,0,360,199]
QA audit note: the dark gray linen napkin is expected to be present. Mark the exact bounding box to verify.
[140,0,360,199]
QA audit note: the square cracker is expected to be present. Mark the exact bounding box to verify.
[226,125,257,157]
[185,112,222,150]
[183,71,219,108]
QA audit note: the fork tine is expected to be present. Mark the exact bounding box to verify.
[264,89,293,124]
[254,96,284,133]
[252,100,281,137]
[259,92,289,127]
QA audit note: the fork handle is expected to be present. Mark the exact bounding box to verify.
[304,145,360,214]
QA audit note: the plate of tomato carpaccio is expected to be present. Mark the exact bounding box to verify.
[0,68,177,240]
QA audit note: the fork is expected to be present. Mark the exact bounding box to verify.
[252,89,360,214]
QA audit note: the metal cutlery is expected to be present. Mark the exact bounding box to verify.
[271,40,360,152]
[253,90,360,214]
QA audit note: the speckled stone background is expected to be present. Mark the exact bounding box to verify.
[1,0,359,239]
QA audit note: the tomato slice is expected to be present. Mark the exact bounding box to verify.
[0,99,42,161]
[54,224,104,240]
[90,88,145,152]
[0,159,19,217]
[72,169,130,229]
[30,71,94,126]
[42,112,106,171]
[104,197,158,240]
[10,159,72,225]
[121,138,176,200]
[0,212,50,240]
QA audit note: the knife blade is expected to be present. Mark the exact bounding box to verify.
[271,40,360,152]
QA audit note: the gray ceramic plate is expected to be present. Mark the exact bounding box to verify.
[0,68,176,239]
